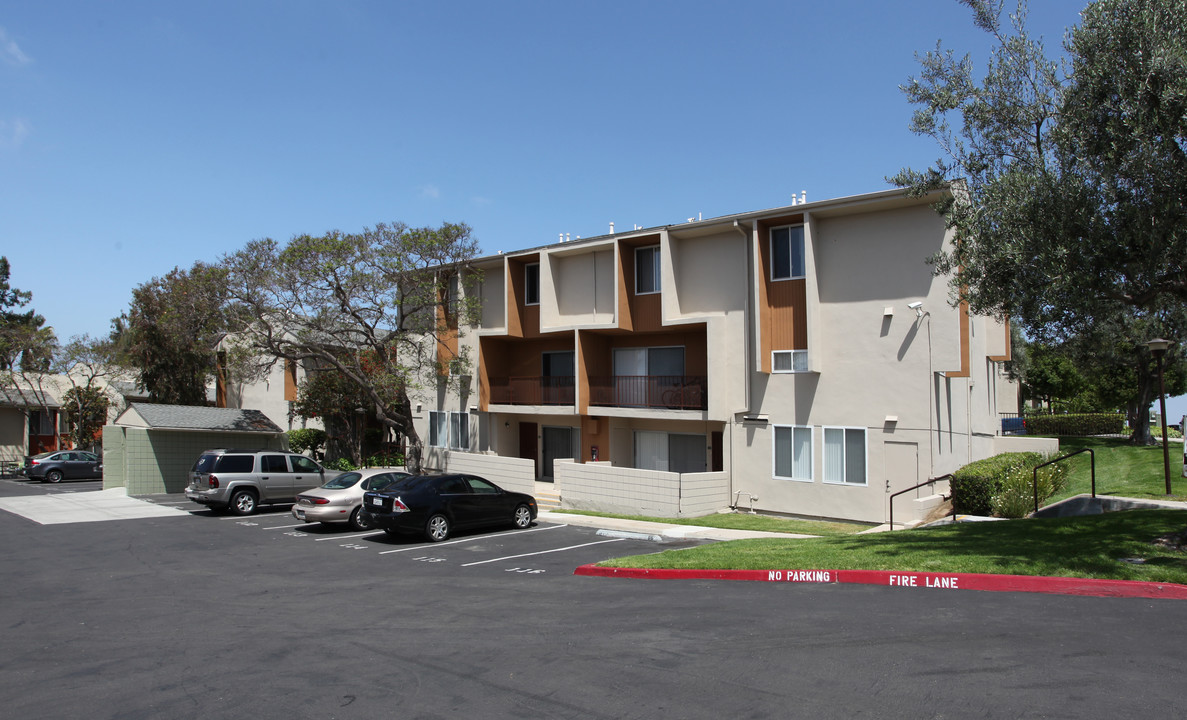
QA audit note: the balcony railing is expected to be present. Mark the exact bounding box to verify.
[489,376,575,406]
[589,375,707,410]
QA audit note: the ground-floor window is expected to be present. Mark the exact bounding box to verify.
[634,431,706,474]
[823,427,866,485]
[773,425,812,482]
[429,411,469,450]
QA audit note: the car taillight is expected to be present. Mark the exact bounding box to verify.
[208,475,220,489]
[299,496,329,505]
[30,459,41,466]
[391,497,410,512]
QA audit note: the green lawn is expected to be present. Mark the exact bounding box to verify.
[1050,437,1187,502]
[549,509,870,537]
[598,509,1187,584]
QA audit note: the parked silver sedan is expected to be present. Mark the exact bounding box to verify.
[292,468,411,531]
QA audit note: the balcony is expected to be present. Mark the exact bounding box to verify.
[588,375,707,411]
[489,376,576,406]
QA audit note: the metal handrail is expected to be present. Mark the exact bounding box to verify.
[1031,448,1095,514]
[889,474,953,531]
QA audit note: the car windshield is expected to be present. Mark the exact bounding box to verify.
[321,472,362,489]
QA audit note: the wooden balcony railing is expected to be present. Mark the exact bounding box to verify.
[588,375,707,410]
[488,376,575,406]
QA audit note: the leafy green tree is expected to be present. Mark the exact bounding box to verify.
[113,262,251,405]
[293,368,374,464]
[61,385,110,451]
[0,256,53,375]
[895,0,1187,443]
[222,222,481,471]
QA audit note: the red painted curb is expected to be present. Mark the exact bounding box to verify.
[573,565,1187,600]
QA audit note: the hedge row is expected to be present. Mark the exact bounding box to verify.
[950,452,1069,518]
[1022,413,1125,436]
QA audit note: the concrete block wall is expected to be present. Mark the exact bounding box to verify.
[103,426,287,495]
[436,450,535,495]
[556,461,728,518]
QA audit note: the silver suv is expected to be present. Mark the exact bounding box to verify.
[185,449,340,516]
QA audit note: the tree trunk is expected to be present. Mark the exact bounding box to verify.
[1128,364,1159,445]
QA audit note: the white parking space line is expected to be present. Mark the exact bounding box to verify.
[377,523,568,554]
[264,523,311,530]
[314,530,385,541]
[460,538,626,567]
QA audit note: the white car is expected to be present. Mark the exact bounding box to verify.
[292,468,411,530]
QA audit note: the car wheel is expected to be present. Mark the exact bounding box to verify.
[512,504,532,529]
[424,513,450,542]
[350,507,373,531]
[228,489,258,516]
[45,469,64,484]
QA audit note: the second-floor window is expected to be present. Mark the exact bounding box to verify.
[770,225,805,281]
[525,263,540,305]
[635,245,660,295]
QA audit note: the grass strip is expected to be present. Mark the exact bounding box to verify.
[549,509,870,537]
[597,509,1187,584]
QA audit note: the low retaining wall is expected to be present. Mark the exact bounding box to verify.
[556,460,728,518]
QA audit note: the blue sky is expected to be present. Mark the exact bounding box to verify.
[9,1,1180,418]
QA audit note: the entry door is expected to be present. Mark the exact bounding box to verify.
[541,426,576,482]
[518,422,538,478]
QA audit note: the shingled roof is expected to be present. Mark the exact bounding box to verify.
[0,387,60,409]
[115,403,284,433]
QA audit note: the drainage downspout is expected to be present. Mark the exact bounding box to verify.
[729,220,755,508]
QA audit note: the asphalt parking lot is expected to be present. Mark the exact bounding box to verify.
[3,478,1187,720]
[145,491,701,577]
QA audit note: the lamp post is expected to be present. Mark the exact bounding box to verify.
[1146,338,1172,495]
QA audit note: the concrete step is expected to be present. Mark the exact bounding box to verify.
[535,490,562,509]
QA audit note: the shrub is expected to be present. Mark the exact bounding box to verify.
[364,452,405,468]
[1023,413,1124,436]
[287,428,327,457]
[951,452,1040,515]
[989,461,1069,519]
[326,457,357,472]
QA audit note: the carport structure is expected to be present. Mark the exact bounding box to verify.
[103,403,287,494]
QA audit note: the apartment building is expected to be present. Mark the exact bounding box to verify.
[416,187,1045,524]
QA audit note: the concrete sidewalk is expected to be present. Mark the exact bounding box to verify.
[0,487,190,525]
[537,510,819,541]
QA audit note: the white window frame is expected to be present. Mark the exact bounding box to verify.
[772,349,809,373]
[635,245,661,295]
[770,225,806,281]
[429,411,469,450]
[772,425,813,482]
[525,263,540,306]
[822,426,867,486]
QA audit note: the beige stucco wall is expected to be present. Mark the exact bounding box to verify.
[477,261,506,331]
[547,248,615,329]
[0,408,26,463]
[724,203,1016,523]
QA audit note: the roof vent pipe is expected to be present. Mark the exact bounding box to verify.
[801,190,807,204]
[609,222,615,234]
[566,233,571,243]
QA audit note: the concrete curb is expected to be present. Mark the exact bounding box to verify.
[573,565,1187,600]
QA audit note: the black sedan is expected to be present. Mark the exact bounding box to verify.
[361,473,537,542]
[23,450,103,483]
